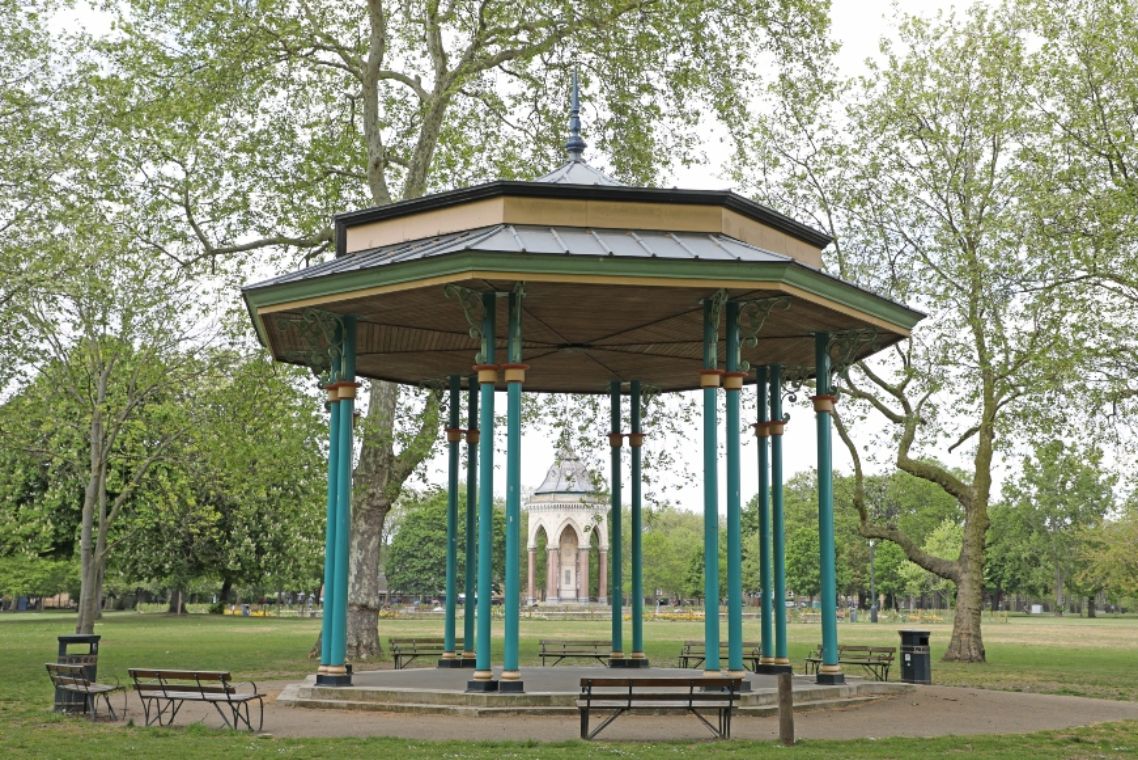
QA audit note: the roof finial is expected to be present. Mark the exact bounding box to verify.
[565,69,587,162]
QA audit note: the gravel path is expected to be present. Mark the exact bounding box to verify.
[119,682,1138,742]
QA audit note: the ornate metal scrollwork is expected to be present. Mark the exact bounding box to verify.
[277,308,344,385]
[828,328,881,391]
[444,284,488,362]
[704,288,729,331]
[780,365,813,410]
[735,296,791,371]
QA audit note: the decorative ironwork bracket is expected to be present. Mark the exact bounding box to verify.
[735,296,791,371]
[277,308,344,386]
[704,288,729,332]
[444,284,488,362]
[828,329,881,391]
[780,365,814,414]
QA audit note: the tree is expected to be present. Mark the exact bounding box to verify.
[384,488,504,597]
[113,353,328,607]
[1005,441,1115,614]
[1077,506,1138,607]
[8,225,210,633]
[85,0,833,658]
[741,4,1073,661]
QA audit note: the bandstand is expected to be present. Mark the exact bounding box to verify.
[243,81,922,696]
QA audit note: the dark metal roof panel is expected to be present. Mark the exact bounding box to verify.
[244,225,794,291]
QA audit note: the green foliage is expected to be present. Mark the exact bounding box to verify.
[384,488,504,596]
[0,555,77,599]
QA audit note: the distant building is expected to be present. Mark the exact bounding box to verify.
[525,440,608,604]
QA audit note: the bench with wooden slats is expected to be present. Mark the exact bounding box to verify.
[675,640,762,671]
[45,662,125,721]
[128,668,264,731]
[804,644,895,681]
[577,676,742,740]
[388,637,464,669]
[538,639,612,667]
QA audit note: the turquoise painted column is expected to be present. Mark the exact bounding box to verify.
[770,364,789,667]
[700,297,721,675]
[328,316,356,683]
[814,333,845,684]
[442,375,461,664]
[469,293,498,691]
[463,377,478,663]
[501,289,525,691]
[724,302,744,676]
[318,357,341,676]
[630,380,646,665]
[609,380,624,662]
[756,367,774,667]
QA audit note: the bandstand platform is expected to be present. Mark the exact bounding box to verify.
[278,666,912,716]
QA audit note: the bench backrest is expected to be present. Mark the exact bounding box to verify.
[540,639,611,647]
[680,641,761,653]
[46,662,91,688]
[129,669,235,695]
[837,645,896,658]
[389,637,463,649]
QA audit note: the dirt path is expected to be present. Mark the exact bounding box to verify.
[122,682,1138,742]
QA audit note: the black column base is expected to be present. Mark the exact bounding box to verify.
[498,680,525,693]
[609,657,651,668]
[458,657,477,668]
[815,672,846,685]
[755,663,794,675]
[437,657,470,668]
[465,679,499,692]
[316,673,353,687]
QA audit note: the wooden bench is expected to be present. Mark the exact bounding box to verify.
[388,637,464,669]
[676,640,761,671]
[45,662,125,720]
[804,644,895,681]
[539,639,611,667]
[577,676,742,740]
[129,668,264,730]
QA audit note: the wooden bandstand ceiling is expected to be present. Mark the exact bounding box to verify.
[244,129,922,394]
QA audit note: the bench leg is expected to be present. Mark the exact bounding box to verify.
[579,707,589,740]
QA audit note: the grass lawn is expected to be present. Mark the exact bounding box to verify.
[2,611,1137,758]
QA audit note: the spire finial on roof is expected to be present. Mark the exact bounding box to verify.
[565,69,587,162]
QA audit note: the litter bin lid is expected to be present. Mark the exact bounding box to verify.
[57,634,101,643]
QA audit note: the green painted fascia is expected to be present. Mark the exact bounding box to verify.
[242,252,923,332]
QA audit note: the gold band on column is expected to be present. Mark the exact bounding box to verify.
[466,429,480,445]
[775,657,791,666]
[820,663,843,675]
[501,670,521,681]
[628,433,645,448]
[723,371,747,391]
[501,363,528,384]
[699,369,724,388]
[769,420,787,436]
[446,427,463,443]
[325,665,348,675]
[752,421,771,438]
[811,393,838,413]
[473,669,493,681]
[608,432,624,448]
[473,364,499,385]
[327,381,361,401]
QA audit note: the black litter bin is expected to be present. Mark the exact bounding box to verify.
[899,629,931,684]
[55,634,100,713]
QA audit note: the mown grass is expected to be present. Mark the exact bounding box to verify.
[3,611,1137,758]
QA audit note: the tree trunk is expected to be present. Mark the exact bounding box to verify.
[167,588,186,614]
[943,562,985,661]
[347,491,388,659]
[219,578,232,608]
[1086,595,1096,619]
